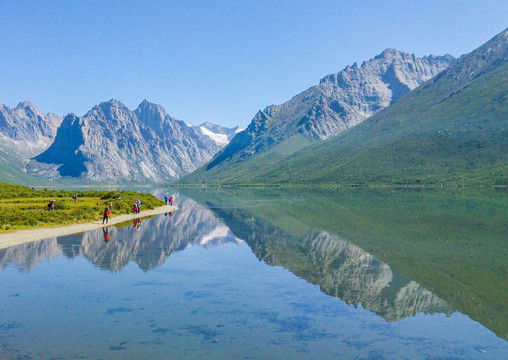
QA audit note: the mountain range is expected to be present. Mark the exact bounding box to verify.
[180,28,507,186]
[2,29,506,186]
[0,100,239,184]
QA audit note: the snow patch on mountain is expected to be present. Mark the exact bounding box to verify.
[199,126,230,146]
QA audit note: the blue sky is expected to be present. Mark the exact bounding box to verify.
[1,1,506,128]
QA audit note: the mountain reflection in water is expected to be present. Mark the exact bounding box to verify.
[0,195,241,273]
[1,193,454,326]
[181,187,508,340]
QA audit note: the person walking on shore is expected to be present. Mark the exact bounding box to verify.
[169,196,173,206]
[102,207,110,224]
[164,195,169,205]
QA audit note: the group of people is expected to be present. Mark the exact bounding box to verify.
[132,199,142,214]
[101,195,174,227]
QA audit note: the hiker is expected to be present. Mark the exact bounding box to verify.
[73,194,78,204]
[109,202,113,209]
[169,196,173,206]
[164,195,169,205]
[136,199,141,213]
[47,201,55,211]
[102,207,110,224]
[132,203,138,214]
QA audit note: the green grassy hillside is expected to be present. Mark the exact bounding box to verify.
[178,28,508,187]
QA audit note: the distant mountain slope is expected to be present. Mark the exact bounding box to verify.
[181,28,507,186]
[0,101,62,183]
[194,122,242,147]
[31,100,228,183]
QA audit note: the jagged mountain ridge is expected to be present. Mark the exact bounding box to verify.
[201,49,454,172]
[31,99,235,183]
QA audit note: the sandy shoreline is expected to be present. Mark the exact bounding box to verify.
[0,205,177,250]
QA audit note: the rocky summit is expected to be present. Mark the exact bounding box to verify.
[31,100,234,183]
[206,49,454,170]
[0,101,62,157]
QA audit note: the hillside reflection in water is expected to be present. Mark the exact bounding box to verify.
[0,190,506,359]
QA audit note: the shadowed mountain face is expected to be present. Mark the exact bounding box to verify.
[31,100,231,183]
[185,49,453,178]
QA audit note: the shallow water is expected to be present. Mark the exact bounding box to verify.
[0,190,507,359]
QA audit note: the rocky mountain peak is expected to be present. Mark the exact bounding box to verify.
[16,100,38,111]
[0,101,63,155]
[134,99,170,131]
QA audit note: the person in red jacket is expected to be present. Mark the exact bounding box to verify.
[102,207,110,224]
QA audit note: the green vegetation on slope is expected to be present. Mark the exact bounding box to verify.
[0,182,164,232]
[178,29,508,187]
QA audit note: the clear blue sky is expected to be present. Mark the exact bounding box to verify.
[1,1,506,128]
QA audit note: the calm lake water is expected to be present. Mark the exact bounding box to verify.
[0,189,507,359]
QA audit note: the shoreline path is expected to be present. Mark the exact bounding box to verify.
[0,205,177,250]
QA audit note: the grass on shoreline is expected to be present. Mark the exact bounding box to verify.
[0,182,164,233]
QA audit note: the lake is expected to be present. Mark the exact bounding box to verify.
[0,188,507,359]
